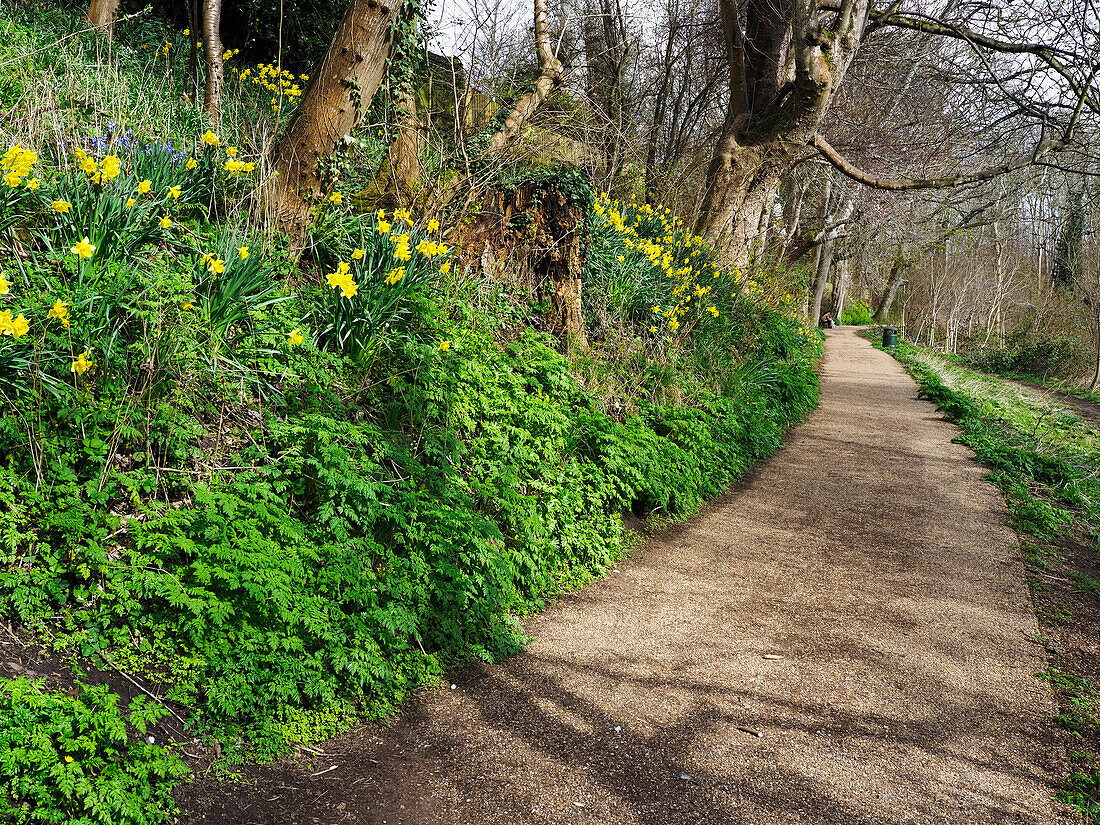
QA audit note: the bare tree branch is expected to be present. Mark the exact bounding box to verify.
[811,133,1067,190]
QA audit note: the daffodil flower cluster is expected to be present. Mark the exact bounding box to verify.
[200,254,226,275]
[70,348,96,375]
[198,132,256,176]
[591,193,728,337]
[231,59,306,113]
[0,310,29,338]
[1,144,37,189]
[1,278,96,380]
[315,209,455,355]
[327,261,358,298]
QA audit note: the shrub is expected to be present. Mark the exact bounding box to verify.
[841,300,872,326]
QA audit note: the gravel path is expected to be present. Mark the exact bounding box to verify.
[183,326,1067,824]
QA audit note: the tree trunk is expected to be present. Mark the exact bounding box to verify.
[811,231,837,326]
[467,183,588,351]
[382,86,423,203]
[202,0,224,124]
[87,0,121,34]
[832,257,850,322]
[695,0,871,259]
[266,0,404,230]
[696,134,777,264]
[873,257,906,322]
[643,11,677,202]
[1091,308,1100,392]
[484,0,562,156]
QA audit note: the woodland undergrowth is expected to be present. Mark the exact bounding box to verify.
[0,5,820,824]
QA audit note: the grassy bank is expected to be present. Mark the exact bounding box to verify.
[0,6,820,823]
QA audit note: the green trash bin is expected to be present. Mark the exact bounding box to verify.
[882,326,899,347]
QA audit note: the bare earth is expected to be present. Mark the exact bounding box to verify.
[181,326,1068,824]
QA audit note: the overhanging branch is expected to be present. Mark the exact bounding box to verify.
[811,133,1066,191]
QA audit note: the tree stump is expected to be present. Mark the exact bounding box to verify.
[466,180,589,351]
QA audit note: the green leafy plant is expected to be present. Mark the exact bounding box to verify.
[0,678,188,825]
[840,300,872,325]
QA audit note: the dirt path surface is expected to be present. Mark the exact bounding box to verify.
[180,326,1067,825]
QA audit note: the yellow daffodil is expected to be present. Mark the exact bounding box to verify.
[100,155,120,181]
[137,179,151,194]
[287,328,304,346]
[71,237,95,258]
[159,216,172,229]
[4,313,29,338]
[202,130,219,146]
[352,248,365,260]
[226,146,238,156]
[181,300,193,310]
[0,275,9,295]
[183,28,190,35]
[438,340,450,351]
[126,198,135,208]
[439,261,451,275]
[186,157,198,169]
[70,348,96,375]
[208,258,225,275]
[167,185,181,199]
[427,219,439,231]
[330,191,343,204]
[238,246,249,259]
[376,219,391,234]
[385,267,405,285]
[26,178,39,190]
[48,299,69,322]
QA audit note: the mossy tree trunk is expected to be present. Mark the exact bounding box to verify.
[874,256,907,323]
[384,86,423,202]
[695,0,870,262]
[266,0,405,231]
[469,183,589,352]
